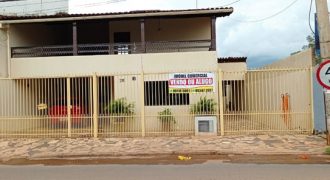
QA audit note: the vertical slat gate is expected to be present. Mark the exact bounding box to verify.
[222,68,313,135]
[0,68,314,138]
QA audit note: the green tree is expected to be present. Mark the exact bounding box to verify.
[302,35,315,50]
[293,34,321,65]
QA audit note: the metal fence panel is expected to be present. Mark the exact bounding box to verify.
[143,72,219,137]
[0,78,68,138]
[69,77,93,138]
[0,68,314,138]
[222,68,313,135]
[97,75,142,137]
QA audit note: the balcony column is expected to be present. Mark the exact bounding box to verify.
[72,22,78,56]
[140,19,146,53]
[108,21,112,54]
[211,16,217,51]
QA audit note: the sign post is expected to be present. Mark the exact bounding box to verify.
[317,60,330,144]
[316,0,330,145]
[317,60,330,89]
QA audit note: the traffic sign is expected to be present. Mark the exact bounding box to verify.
[317,60,330,89]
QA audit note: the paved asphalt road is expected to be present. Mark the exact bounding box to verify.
[0,162,329,180]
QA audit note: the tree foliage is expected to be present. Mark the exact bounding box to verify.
[302,35,315,50]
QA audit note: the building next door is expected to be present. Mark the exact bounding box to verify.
[114,32,131,54]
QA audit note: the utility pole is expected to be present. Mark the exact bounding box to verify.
[316,0,330,144]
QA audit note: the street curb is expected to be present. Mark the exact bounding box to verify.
[22,151,329,161]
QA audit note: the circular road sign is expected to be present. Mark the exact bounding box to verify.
[317,60,330,89]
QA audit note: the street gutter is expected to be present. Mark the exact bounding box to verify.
[1,154,330,166]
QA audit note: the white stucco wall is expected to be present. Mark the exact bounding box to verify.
[145,17,211,42]
[218,62,247,80]
[264,49,313,69]
[10,51,218,78]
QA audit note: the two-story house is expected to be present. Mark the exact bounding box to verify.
[0,8,255,138]
[0,8,238,78]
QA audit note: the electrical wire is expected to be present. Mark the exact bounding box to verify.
[16,0,235,15]
[0,0,24,2]
[2,0,240,15]
[309,0,315,35]
[218,0,242,7]
[77,0,125,8]
[0,0,67,9]
[0,0,126,8]
[20,6,68,14]
[0,0,65,8]
[230,0,299,23]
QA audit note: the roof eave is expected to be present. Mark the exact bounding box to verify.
[0,8,233,24]
[218,57,247,63]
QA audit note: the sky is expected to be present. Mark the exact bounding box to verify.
[69,0,328,67]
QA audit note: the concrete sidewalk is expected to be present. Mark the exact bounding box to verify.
[0,135,328,161]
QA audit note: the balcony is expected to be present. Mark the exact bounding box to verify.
[11,40,213,58]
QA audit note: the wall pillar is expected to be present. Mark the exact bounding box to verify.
[211,16,217,51]
[108,21,112,54]
[0,27,9,78]
[140,19,146,53]
[72,22,78,56]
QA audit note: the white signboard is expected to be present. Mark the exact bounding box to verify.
[168,72,215,93]
[317,60,330,89]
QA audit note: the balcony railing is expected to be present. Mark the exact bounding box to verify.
[11,40,213,58]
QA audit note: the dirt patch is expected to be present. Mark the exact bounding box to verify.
[1,154,330,166]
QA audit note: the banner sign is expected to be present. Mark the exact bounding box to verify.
[168,72,215,93]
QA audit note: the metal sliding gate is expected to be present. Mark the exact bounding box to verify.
[0,77,93,138]
[221,68,314,135]
[0,68,314,138]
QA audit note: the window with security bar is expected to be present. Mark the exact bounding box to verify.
[144,81,190,106]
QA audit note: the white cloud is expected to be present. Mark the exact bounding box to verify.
[69,0,327,67]
[217,0,318,67]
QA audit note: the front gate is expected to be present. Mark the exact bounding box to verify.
[0,68,314,138]
[221,68,313,135]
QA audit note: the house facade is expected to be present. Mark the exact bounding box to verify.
[0,8,243,138]
[0,8,313,138]
[0,8,234,78]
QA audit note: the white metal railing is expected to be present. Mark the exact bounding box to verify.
[11,40,213,58]
[0,68,314,138]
